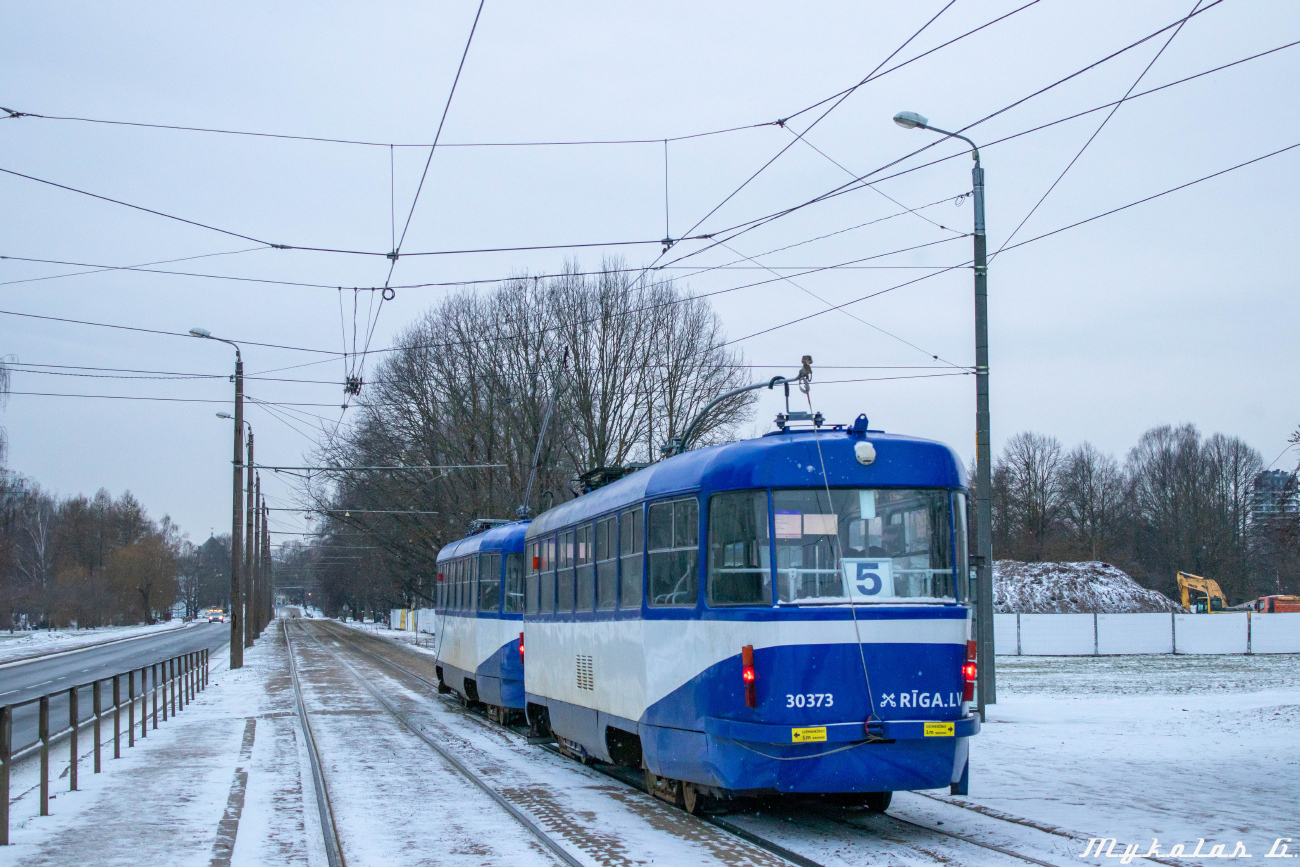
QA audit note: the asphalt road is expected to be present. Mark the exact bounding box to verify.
[0,622,232,754]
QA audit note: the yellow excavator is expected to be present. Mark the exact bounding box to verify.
[1177,572,1227,613]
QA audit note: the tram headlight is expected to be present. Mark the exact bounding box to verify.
[854,441,877,465]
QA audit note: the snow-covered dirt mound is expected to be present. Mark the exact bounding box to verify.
[993,560,1181,613]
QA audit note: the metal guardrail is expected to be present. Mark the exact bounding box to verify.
[0,647,209,845]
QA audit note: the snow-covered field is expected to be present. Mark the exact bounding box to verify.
[995,561,1183,613]
[0,621,187,665]
[961,655,1299,857]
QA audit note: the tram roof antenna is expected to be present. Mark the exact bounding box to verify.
[664,356,812,458]
[518,346,570,519]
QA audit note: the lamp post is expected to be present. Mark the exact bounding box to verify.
[253,473,261,637]
[195,328,245,670]
[218,411,257,649]
[893,112,995,715]
[244,431,255,648]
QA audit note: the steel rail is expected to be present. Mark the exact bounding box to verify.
[317,624,832,867]
[281,620,345,867]
[291,620,583,867]
[321,622,1081,867]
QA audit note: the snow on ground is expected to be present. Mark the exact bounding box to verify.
[288,622,562,867]
[0,626,311,867]
[0,621,189,665]
[6,614,1293,866]
[305,620,802,866]
[946,655,1300,857]
[995,561,1182,613]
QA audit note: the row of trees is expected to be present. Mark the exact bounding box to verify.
[276,268,1297,614]
[0,472,230,629]
[303,263,757,615]
[985,424,1299,603]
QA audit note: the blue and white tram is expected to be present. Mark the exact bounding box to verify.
[433,520,529,723]
[522,414,979,812]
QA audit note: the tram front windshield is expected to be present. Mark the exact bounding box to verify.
[707,488,962,606]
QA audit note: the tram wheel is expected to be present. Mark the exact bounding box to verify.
[863,791,892,813]
[682,783,706,815]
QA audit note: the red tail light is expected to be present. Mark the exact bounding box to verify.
[519,632,525,662]
[741,644,757,708]
[532,556,540,570]
[962,646,977,702]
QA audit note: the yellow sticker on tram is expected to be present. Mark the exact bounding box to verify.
[923,722,955,737]
[791,727,827,743]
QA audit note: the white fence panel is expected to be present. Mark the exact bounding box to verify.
[1174,613,1248,654]
[1251,613,1300,654]
[416,608,437,634]
[994,613,1019,655]
[1098,613,1172,655]
[1019,613,1094,655]
[390,609,403,630]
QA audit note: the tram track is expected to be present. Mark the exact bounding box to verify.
[283,618,346,867]
[313,620,1104,867]
[287,618,585,867]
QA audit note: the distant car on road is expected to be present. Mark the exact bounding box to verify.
[202,608,226,623]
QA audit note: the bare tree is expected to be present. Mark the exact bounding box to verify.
[12,485,57,623]
[1060,442,1127,560]
[303,263,755,607]
[995,432,1066,561]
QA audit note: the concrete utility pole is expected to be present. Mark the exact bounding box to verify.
[191,327,245,670]
[245,431,255,648]
[893,111,996,713]
[263,499,272,623]
[251,474,260,635]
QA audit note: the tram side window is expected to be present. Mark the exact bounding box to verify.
[454,558,465,612]
[468,556,478,612]
[505,552,525,613]
[457,558,467,613]
[648,498,699,607]
[479,552,501,613]
[576,524,595,612]
[525,542,538,614]
[540,536,556,614]
[619,507,643,611]
[558,530,576,612]
[595,516,617,611]
[707,490,772,606]
[449,560,459,610]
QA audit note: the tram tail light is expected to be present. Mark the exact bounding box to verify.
[741,644,756,708]
[962,641,977,702]
[519,632,525,662]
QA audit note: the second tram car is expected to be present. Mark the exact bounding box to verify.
[521,414,979,811]
[434,520,529,722]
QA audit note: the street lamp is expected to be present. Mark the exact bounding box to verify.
[893,112,995,715]
[193,327,246,670]
[216,412,259,649]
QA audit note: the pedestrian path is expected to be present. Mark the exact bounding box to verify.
[0,626,315,867]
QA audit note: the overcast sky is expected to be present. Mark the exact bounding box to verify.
[1,0,1297,545]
